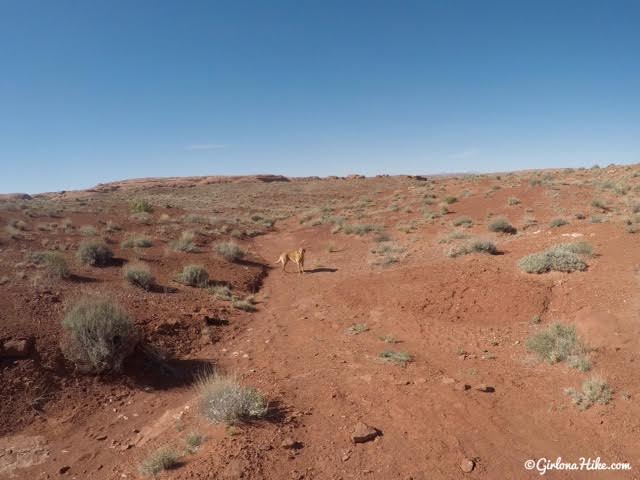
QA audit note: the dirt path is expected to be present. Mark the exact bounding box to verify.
[201,223,639,479]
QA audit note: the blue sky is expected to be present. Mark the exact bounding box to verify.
[1,1,639,193]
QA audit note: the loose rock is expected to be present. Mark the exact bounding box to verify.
[351,422,380,443]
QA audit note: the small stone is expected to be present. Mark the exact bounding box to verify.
[475,384,495,393]
[460,458,475,473]
[59,465,71,475]
[281,437,300,449]
[96,434,107,441]
[351,422,380,444]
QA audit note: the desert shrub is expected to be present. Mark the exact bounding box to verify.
[180,265,209,287]
[209,283,232,300]
[104,221,122,233]
[373,232,391,243]
[549,218,568,228]
[438,230,469,244]
[131,212,153,225]
[591,199,608,211]
[555,241,593,256]
[76,241,114,266]
[232,296,256,312]
[488,217,516,234]
[448,240,498,257]
[130,198,153,214]
[121,236,153,249]
[507,197,521,206]
[526,322,590,370]
[139,447,179,477]
[185,432,203,453]
[443,195,458,204]
[171,231,197,252]
[79,225,97,236]
[379,350,413,366]
[565,378,613,410]
[198,374,268,424]
[123,263,154,290]
[452,216,473,227]
[30,251,70,278]
[61,298,138,373]
[341,223,380,236]
[518,244,589,274]
[215,242,246,262]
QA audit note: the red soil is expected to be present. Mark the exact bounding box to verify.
[1,169,639,479]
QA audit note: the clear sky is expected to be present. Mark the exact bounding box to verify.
[1,1,639,193]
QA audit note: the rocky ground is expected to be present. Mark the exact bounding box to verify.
[1,167,639,479]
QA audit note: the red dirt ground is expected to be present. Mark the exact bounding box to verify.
[1,168,640,479]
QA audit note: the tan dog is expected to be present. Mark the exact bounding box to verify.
[276,248,305,273]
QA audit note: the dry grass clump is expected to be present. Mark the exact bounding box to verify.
[121,236,153,249]
[171,231,197,252]
[123,263,154,290]
[139,447,179,477]
[209,284,233,300]
[379,350,413,366]
[180,265,209,287]
[443,195,457,204]
[507,197,521,206]
[526,322,591,371]
[198,374,268,424]
[452,216,473,227]
[518,243,591,274]
[488,217,516,234]
[549,217,569,228]
[215,242,246,262]
[79,225,97,236]
[61,298,138,373]
[340,223,381,236]
[77,241,114,266]
[232,296,257,312]
[448,240,498,258]
[30,251,70,278]
[130,198,154,214]
[565,377,613,410]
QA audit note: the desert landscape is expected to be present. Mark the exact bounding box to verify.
[1,166,639,479]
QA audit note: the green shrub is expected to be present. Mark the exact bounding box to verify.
[488,218,516,234]
[139,447,179,476]
[130,198,154,214]
[565,377,613,410]
[198,374,268,424]
[123,263,154,290]
[180,265,209,287]
[526,322,590,370]
[31,251,70,278]
[215,242,246,262]
[518,244,590,274]
[76,241,114,266]
[61,298,138,373]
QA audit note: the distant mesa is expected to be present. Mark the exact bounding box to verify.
[0,193,32,201]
